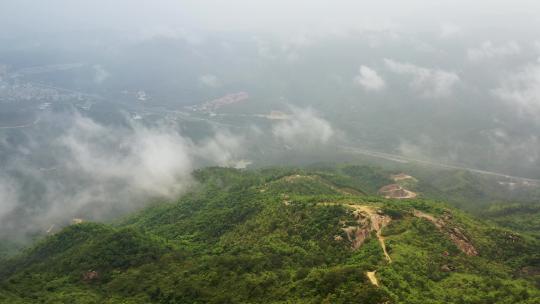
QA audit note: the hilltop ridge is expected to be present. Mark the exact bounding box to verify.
[0,165,538,303]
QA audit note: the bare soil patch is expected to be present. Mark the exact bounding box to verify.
[413,210,478,256]
[339,204,393,263]
[390,173,417,182]
[378,184,417,199]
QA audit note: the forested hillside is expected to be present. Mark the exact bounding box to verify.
[0,166,538,303]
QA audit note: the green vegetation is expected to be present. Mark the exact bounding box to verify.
[0,166,538,303]
[0,240,23,262]
[482,203,540,237]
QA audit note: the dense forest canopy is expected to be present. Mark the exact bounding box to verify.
[0,166,538,303]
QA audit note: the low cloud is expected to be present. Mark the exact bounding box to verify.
[0,113,245,239]
[484,129,540,165]
[467,41,521,62]
[354,65,386,91]
[93,64,110,84]
[199,74,221,88]
[384,58,459,98]
[0,178,18,223]
[254,35,313,62]
[254,37,276,59]
[194,130,245,166]
[493,59,540,117]
[272,107,334,147]
[397,136,433,160]
[439,23,461,38]
[136,26,205,45]
[60,115,194,198]
[397,135,461,165]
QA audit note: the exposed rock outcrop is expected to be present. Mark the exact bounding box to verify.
[413,210,478,256]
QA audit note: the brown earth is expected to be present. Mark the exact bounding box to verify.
[378,184,417,199]
[338,204,393,263]
[390,173,417,182]
[82,270,99,282]
[338,205,392,288]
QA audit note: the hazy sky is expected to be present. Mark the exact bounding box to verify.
[2,0,540,36]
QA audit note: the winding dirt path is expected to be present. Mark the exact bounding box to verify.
[347,205,393,288]
[321,202,393,287]
[351,205,393,263]
[377,234,392,263]
[366,271,379,287]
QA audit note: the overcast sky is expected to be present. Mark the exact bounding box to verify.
[2,0,540,36]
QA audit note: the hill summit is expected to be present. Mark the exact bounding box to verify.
[0,166,538,303]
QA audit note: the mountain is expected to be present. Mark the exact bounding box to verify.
[0,166,538,303]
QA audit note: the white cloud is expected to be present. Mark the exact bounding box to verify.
[93,64,110,84]
[60,115,194,198]
[484,129,540,164]
[194,130,245,166]
[397,135,461,164]
[272,107,334,146]
[397,134,435,160]
[384,59,459,98]
[534,41,540,52]
[254,37,275,59]
[493,59,540,117]
[0,113,246,238]
[283,33,313,49]
[199,74,221,88]
[354,65,386,91]
[136,26,205,45]
[439,23,461,38]
[467,41,521,62]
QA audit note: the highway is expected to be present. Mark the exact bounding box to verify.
[338,145,540,184]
